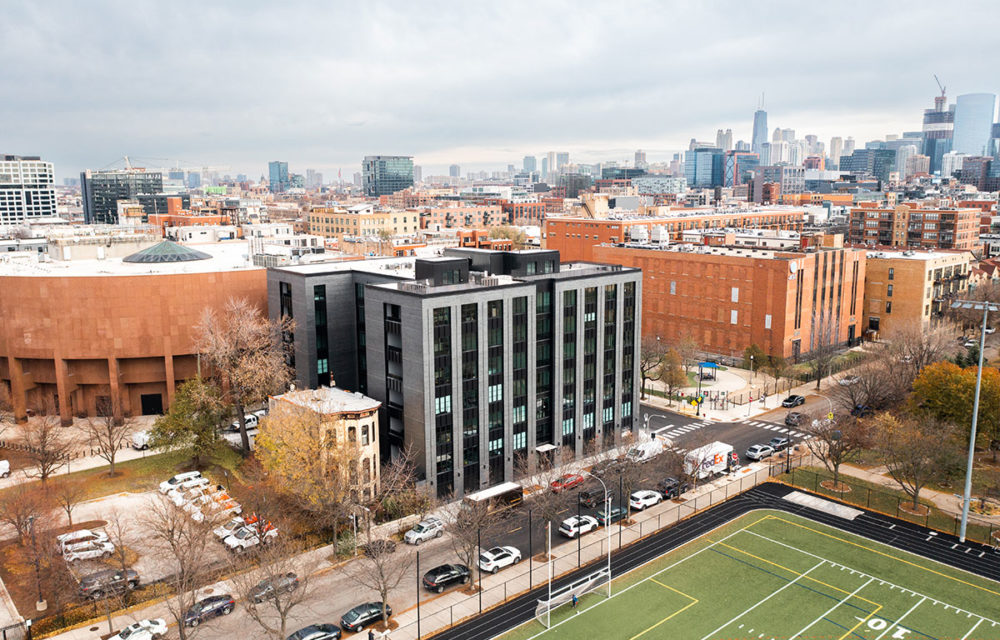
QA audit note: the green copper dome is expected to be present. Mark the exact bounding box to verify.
[123,240,212,264]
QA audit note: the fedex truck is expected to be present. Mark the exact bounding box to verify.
[683,441,739,480]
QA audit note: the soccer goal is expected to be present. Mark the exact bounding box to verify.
[534,567,611,628]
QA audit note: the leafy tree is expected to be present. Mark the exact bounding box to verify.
[196,297,293,453]
[488,225,529,249]
[873,413,963,511]
[742,343,766,374]
[150,377,228,467]
[763,354,790,394]
[658,349,687,405]
[910,361,1000,451]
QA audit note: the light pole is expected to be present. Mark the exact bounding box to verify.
[554,470,611,600]
[951,300,999,542]
[642,413,671,440]
[750,354,755,380]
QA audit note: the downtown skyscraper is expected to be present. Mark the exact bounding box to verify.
[751,108,768,154]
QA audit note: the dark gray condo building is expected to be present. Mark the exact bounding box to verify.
[268,249,641,498]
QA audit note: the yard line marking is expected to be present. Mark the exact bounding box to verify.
[874,596,925,640]
[699,559,826,640]
[626,580,700,640]
[961,618,983,640]
[791,577,874,640]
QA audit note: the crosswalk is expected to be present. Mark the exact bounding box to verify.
[740,418,806,439]
[650,419,713,441]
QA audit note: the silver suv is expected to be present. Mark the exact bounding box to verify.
[404,516,444,545]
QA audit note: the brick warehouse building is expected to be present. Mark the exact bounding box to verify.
[847,202,980,251]
[591,239,865,360]
[0,241,265,424]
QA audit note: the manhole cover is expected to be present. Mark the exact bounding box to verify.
[89,626,99,632]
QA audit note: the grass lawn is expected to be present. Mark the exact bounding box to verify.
[500,510,1000,640]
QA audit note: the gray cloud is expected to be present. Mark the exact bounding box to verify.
[2,0,997,179]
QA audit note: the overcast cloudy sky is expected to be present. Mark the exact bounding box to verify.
[3,1,998,180]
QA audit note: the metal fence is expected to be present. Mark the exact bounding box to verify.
[778,466,1000,547]
[0,621,27,640]
[388,456,803,640]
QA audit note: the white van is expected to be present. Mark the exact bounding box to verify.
[132,431,151,450]
[0,460,9,478]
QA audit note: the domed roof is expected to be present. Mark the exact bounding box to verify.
[123,240,212,264]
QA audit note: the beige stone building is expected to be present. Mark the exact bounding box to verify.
[308,203,420,239]
[862,250,972,338]
[269,386,382,501]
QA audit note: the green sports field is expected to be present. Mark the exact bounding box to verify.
[502,511,1000,640]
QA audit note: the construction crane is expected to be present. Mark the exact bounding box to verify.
[934,74,946,98]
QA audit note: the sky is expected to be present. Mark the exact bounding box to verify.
[3,0,999,181]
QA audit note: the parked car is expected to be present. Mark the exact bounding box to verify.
[131,431,151,450]
[745,444,775,461]
[287,623,342,640]
[167,478,211,503]
[226,413,259,432]
[404,516,444,545]
[986,327,996,335]
[785,412,804,427]
[224,524,278,553]
[558,515,599,538]
[184,594,235,627]
[781,395,806,408]
[596,506,627,526]
[159,471,202,494]
[769,436,790,452]
[656,477,689,500]
[110,618,167,640]
[589,459,620,478]
[550,473,585,493]
[629,490,662,511]
[56,528,109,553]
[360,539,397,556]
[340,602,391,633]
[838,375,861,386]
[79,569,139,600]
[579,490,613,509]
[63,540,115,562]
[249,572,299,603]
[422,563,470,593]
[213,517,246,540]
[964,339,977,348]
[850,404,874,418]
[477,546,521,574]
[0,460,8,478]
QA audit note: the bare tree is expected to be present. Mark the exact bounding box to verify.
[830,355,904,414]
[229,538,312,640]
[348,529,415,629]
[449,498,505,587]
[20,415,75,483]
[196,297,294,452]
[142,495,219,640]
[52,480,87,527]
[658,349,687,405]
[886,322,958,384]
[763,355,791,396]
[376,444,434,521]
[638,337,666,400]
[0,384,12,441]
[676,333,700,377]
[0,483,50,543]
[801,413,872,490]
[85,398,134,477]
[874,413,964,511]
[103,509,135,606]
[514,446,577,534]
[807,311,838,389]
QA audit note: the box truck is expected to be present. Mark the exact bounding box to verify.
[683,441,739,480]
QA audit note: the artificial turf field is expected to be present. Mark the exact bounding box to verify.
[503,510,1000,640]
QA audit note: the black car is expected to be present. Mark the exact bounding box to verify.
[589,459,616,478]
[769,436,790,452]
[78,569,139,600]
[184,594,235,627]
[422,564,470,593]
[286,623,341,640]
[360,539,397,557]
[784,412,804,427]
[782,395,806,408]
[850,404,874,418]
[250,572,300,603]
[579,490,615,509]
[340,602,392,633]
[656,477,690,499]
[596,506,627,526]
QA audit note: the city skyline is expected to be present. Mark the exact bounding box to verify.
[3,1,998,180]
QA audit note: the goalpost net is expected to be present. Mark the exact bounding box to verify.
[534,567,611,628]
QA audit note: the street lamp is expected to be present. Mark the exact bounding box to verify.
[750,354,755,380]
[642,413,671,440]
[950,299,1000,543]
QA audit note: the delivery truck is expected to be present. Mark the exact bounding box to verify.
[625,435,672,464]
[683,441,739,480]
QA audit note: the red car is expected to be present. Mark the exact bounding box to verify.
[550,473,585,493]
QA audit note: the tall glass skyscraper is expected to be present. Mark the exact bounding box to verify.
[952,93,998,156]
[751,109,768,154]
[362,156,414,197]
[268,161,289,193]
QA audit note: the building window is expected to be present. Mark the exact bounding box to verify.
[887,284,893,297]
[670,281,676,295]
[731,287,739,303]
[886,301,892,314]
[888,268,894,280]
[730,309,738,325]
[361,425,369,445]
[764,314,772,330]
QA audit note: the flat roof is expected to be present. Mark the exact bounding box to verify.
[865,250,967,261]
[0,241,262,277]
[270,256,416,278]
[276,387,381,414]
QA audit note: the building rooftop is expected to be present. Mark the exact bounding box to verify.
[865,249,968,261]
[270,256,416,279]
[276,386,381,414]
[0,240,261,277]
[123,240,212,263]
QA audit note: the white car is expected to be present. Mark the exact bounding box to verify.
[131,431,151,450]
[213,517,246,540]
[159,471,202,494]
[228,413,259,432]
[0,460,10,478]
[477,546,521,574]
[838,375,861,386]
[167,478,211,503]
[64,540,115,562]
[629,490,662,511]
[558,515,599,538]
[110,618,167,640]
[746,444,775,461]
[404,516,444,545]
[224,525,277,553]
[56,529,109,553]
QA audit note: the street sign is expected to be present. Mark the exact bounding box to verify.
[827,412,834,420]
